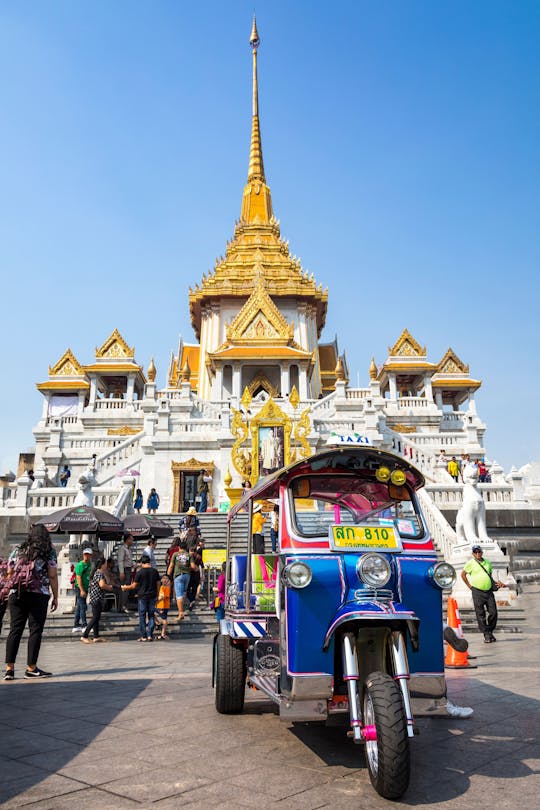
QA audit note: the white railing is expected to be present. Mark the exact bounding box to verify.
[26,486,122,513]
[93,399,142,411]
[1,487,17,506]
[46,415,79,426]
[94,432,144,475]
[345,388,371,401]
[407,433,462,448]
[425,483,513,507]
[310,392,336,415]
[397,397,430,409]
[170,420,221,433]
[418,488,457,561]
[66,438,123,450]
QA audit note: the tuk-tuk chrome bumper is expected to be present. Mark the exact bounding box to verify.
[322,601,419,650]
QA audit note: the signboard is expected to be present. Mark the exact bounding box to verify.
[326,432,371,446]
[329,525,402,552]
[203,548,227,568]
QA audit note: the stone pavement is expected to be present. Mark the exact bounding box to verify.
[0,587,539,809]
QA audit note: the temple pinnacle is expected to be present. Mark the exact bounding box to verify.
[250,16,260,50]
[247,17,265,183]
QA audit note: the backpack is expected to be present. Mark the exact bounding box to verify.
[0,553,41,603]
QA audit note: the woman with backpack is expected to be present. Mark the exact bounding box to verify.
[3,524,58,680]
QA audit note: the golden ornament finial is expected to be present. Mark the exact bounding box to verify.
[289,385,300,409]
[248,17,264,184]
[224,467,232,487]
[369,356,378,380]
[240,386,253,409]
[181,358,191,382]
[335,358,345,382]
[147,357,156,382]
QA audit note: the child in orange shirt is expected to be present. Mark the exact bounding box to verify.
[155,574,171,640]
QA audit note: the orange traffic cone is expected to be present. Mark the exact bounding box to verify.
[445,597,476,669]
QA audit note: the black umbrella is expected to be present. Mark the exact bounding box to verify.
[122,514,173,538]
[34,505,124,535]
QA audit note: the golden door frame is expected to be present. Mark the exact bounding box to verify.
[171,459,216,513]
[249,398,292,485]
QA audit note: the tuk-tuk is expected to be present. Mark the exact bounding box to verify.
[213,445,456,799]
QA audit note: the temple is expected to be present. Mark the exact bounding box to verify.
[1,21,537,596]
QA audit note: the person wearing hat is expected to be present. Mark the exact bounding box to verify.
[252,503,266,554]
[72,547,93,634]
[178,506,201,545]
[461,545,505,643]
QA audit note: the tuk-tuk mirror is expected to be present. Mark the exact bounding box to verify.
[292,478,310,498]
[389,484,411,501]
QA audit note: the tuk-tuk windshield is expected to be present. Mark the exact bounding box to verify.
[290,474,424,540]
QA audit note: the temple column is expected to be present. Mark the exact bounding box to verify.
[280,365,289,397]
[388,374,397,401]
[41,394,50,421]
[126,375,135,403]
[435,390,443,410]
[77,391,86,418]
[467,389,477,415]
[89,377,97,408]
[299,366,308,401]
[424,374,434,402]
[232,363,241,400]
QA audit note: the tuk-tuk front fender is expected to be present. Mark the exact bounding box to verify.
[322,601,419,651]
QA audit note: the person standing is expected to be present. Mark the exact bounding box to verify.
[4,525,58,680]
[72,547,93,634]
[133,488,143,513]
[59,465,71,487]
[81,559,112,643]
[187,538,204,610]
[447,456,460,483]
[252,503,266,554]
[147,488,160,514]
[461,545,505,643]
[155,574,171,640]
[197,469,212,513]
[143,537,158,570]
[167,540,194,621]
[179,506,200,545]
[117,534,134,613]
[213,561,226,622]
[122,553,161,642]
[269,505,279,553]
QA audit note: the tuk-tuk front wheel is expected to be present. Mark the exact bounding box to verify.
[363,671,410,800]
[215,634,246,714]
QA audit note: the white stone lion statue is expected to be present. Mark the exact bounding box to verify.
[455,463,491,545]
[73,475,94,507]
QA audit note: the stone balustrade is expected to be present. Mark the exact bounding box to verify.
[95,434,143,473]
[407,433,462,448]
[66,438,124,450]
[92,398,142,411]
[397,397,430,409]
[425,483,514,507]
[417,488,457,562]
[345,388,371,400]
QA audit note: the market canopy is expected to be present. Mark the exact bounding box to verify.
[34,505,123,534]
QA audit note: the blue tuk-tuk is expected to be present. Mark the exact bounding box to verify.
[213,446,456,799]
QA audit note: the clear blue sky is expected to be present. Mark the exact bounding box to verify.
[1,1,539,474]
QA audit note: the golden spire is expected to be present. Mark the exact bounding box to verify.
[181,358,191,382]
[369,356,378,380]
[241,17,273,223]
[147,357,156,382]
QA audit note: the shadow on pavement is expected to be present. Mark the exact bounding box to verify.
[0,678,150,805]
[289,680,539,804]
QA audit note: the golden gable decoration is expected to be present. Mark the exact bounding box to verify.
[246,372,279,398]
[438,348,469,375]
[49,349,85,377]
[96,328,135,360]
[388,329,426,358]
[225,276,295,346]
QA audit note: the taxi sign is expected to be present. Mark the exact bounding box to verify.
[329,525,402,552]
[325,432,371,446]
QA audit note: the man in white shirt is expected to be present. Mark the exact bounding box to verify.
[143,538,158,570]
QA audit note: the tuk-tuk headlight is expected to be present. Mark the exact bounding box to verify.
[430,562,456,589]
[357,554,391,587]
[283,561,312,589]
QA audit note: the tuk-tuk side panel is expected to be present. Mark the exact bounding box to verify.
[396,556,445,675]
[285,556,344,676]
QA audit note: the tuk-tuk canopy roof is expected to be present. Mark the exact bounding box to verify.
[228,447,425,521]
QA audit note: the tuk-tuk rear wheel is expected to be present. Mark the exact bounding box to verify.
[215,634,246,714]
[363,671,410,800]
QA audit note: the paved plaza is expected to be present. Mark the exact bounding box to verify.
[0,587,538,809]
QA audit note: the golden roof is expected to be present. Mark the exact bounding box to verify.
[95,328,135,360]
[48,348,86,377]
[388,329,426,358]
[169,345,200,389]
[188,22,328,340]
[436,348,469,375]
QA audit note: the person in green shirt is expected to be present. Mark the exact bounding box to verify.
[72,548,93,634]
[461,545,505,643]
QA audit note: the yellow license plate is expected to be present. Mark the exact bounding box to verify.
[331,525,399,550]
